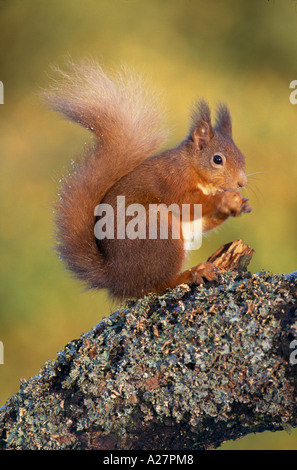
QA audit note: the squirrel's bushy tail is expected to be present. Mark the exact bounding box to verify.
[45,61,169,290]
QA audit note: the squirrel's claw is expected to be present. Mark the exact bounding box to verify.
[241,198,253,214]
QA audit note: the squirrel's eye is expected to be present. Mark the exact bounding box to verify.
[213,155,223,165]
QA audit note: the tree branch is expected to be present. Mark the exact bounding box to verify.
[0,240,296,450]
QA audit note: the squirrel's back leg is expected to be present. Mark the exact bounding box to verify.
[97,207,218,299]
[100,236,185,299]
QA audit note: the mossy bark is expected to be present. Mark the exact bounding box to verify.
[0,241,297,450]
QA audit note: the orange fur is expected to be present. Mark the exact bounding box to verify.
[45,61,252,300]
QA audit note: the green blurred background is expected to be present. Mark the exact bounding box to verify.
[0,0,297,449]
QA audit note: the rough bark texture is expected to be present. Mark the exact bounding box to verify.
[0,240,297,450]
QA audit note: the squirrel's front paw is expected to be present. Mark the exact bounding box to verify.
[219,190,252,217]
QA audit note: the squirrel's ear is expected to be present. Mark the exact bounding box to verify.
[190,100,214,150]
[215,102,232,138]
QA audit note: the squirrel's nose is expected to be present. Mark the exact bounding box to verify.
[237,172,247,188]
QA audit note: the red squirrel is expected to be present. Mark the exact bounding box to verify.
[45,61,252,300]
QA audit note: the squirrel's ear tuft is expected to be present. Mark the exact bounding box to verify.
[190,99,214,150]
[215,102,232,138]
